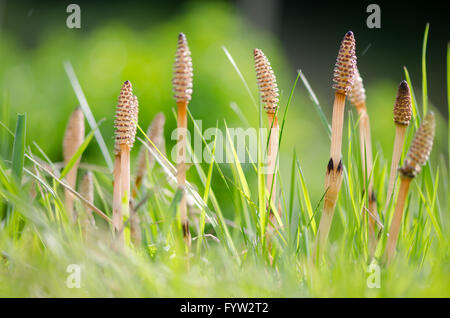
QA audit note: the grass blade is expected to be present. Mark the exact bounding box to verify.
[64,61,114,172]
[422,23,430,117]
[298,70,331,138]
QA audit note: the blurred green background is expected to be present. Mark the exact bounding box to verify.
[0,0,448,208]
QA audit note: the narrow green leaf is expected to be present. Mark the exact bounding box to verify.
[422,23,430,117]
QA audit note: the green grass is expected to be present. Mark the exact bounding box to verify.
[0,25,449,298]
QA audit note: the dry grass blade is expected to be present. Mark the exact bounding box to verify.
[385,111,435,262]
[63,107,85,223]
[314,31,356,259]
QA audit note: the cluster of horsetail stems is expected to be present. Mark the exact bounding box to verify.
[112,80,139,244]
[63,107,85,223]
[384,81,413,214]
[385,111,435,263]
[314,31,356,258]
[348,67,380,255]
[254,48,280,234]
[173,33,193,249]
[53,31,438,267]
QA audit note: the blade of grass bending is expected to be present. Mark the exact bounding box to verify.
[229,102,251,127]
[186,109,229,189]
[64,61,113,172]
[222,46,258,109]
[298,69,331,138]
[60,119,104,179]
[5,114,26,222]
[422,23,430,118]
[224,122,251,198]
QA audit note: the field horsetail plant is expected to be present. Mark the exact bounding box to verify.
[314,31,357,258]
[0,6,447,298]
[62,107,85,223]
[112,80,139,244]
[173,33,193,250]
[385,111,435,263]
[384,81,413,214]
[254,48,280,233]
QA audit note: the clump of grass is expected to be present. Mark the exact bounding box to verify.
[385,111,435,262]
[384,81,412,214]
[112,80,139,244]
[173,33,193,249]
[314,31,356,258]
[62,107,85,223]
[254,48,280,231]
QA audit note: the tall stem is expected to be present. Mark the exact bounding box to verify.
[266,113,279,212]
[120,145,130,220]
[314,92,346,259]
[112,154,123,242]
[385,177,411,263]
[177,101,190,248]
[384,125,407,214]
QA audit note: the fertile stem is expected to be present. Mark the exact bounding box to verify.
[383,80,412,214]
[267,113,279,208]
[314,31,356,259]
[173,33,193,250]
[113,80,138,246]
[314,92,345,257]
[63,107,85,223]
[112,154,123,240]
[384,111,435,263]
[177,101,190,247]
[385,176,411,262]
[384,125,406,211]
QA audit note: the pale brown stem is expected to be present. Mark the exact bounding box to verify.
[314,92,346,259]
[266,113,279,212]
[384,125,407,214]
[385,177,411,263]
[177,101,191,248]
[120,144,131,220]
[64,167,78,223]
[330,93,346,164]
[112,154,123,242]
